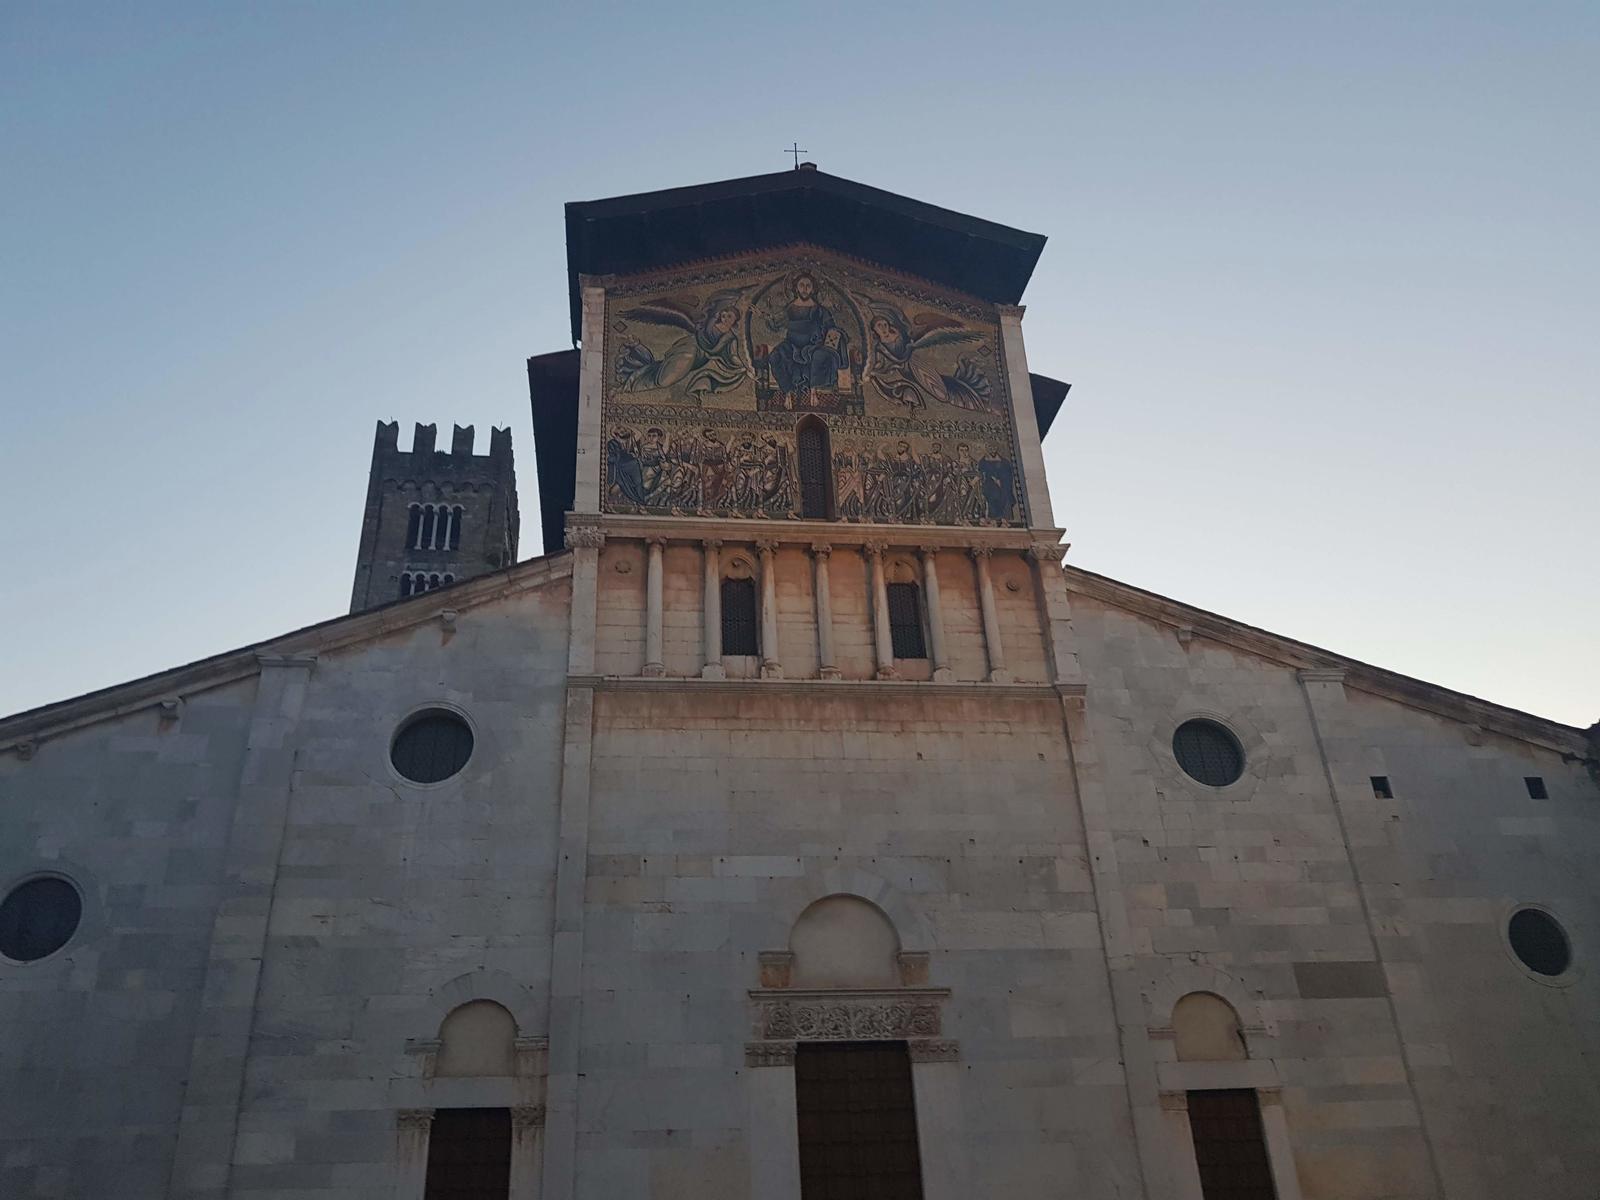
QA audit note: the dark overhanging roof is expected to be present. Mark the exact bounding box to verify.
[564,166,1047,344]
[527,346,1068,556]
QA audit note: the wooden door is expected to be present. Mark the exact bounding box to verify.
[795,1040,925,1200]
[1187,1089,1277,1200]
[423,1107,512,1200]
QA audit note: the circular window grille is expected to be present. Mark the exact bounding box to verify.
[391,710,474,784]
[1508,908,1571,977]
[1172,719,1244,787]
[0,876,83,962]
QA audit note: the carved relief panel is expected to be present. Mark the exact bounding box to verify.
[601,250,1024,527]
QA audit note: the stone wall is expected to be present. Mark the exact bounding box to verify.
[0,676,258,1198]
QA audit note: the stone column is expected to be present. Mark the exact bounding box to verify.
[573,284,608,514]
[701,539,724,680]
[910,1042,969,1200]
[746,1044,802,1200]
[865,541,896,680]
[756,539,783,679]
[811,544,840,680]
[394,1108,435,1200]
[1257,1088,1306,1200]
[643,537,665,677]
[919,546,952,682]
[971,547,1009,683]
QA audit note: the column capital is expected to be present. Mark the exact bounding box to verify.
[701,537,723,550]
[396,1108,435,1131]
[809,543,832,557]
[566,526,606,550]
[907,1038,961,1063]
[510,1104,546,1131]
[745,1041,797,1068]
[969,545,993,561]
[863,540,888,557]
[1028,541,1067,562]
[754,538,780,556]
[1158,1091,1189,1113]
[918,544,941,558]
[646,535,668,550]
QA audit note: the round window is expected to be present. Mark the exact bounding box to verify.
[1172,719,1244,787]
[391,710,474,784]
[1508,908,1571,977]
[0,876,83,962]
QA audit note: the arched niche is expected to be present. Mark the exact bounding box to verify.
[1173,991,1247,1062]
[789,894,901,989]
[436,999,519,1077]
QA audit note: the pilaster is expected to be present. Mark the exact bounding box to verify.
[997,303,1055,527]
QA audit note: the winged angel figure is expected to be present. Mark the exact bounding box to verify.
[866,304,994,413]
[615,290,753,398]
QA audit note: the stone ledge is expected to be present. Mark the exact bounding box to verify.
[570,674,1066,700]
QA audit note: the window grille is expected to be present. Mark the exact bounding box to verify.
[423,1107,511,1200]
[887,582,926,659]
[797,419,832,520]
[1172,720,1244,787]
[391,711,474,784]
[721,578,759,656]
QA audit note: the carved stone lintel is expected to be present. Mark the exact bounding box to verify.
[907,1039,960,1063]
[397,1108,436,1132]
[746,1041,797,1068]
[510,1104,546,1131]
[1158,1091,1189,1113]
[757,994,943,1042]
[1027,542,1067,563]
[566,526,606,550]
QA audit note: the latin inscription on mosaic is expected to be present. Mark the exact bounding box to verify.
[602,253,1023,526]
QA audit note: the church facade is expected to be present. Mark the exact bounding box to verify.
[1,167,1596,1200]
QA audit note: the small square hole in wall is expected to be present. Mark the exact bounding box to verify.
[1525,776,1549,800]
[1370,776,1393,799]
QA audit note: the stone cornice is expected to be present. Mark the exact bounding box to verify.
[569,675,1061,701]
[0,553,575,752]
[1061,565,1590,755]
[567,512,1063,555]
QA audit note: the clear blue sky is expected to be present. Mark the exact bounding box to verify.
[3,2,1595,727]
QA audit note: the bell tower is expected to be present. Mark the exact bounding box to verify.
[348,420,520,613]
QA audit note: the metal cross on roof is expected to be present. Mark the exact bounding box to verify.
[785,142,809,169]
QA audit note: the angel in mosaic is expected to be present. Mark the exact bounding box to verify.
[615,291,752,398]
[867,303,995,414]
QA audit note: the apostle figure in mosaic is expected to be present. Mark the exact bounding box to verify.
[615,292,751,398]
[606,425,647,507]
[978,443,1017,523]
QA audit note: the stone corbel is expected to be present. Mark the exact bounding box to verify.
[157,696,183,724]
[396,1107,436,1132]
[758,950,795,989]
[565,525,606,550]
[1027,542,1067,563]
[745,1041,797,1068]
[907,1039,960,1063]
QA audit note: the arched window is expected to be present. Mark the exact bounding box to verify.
[400,573,414,598]
[886,582,926,659]
[428,573,442,590]
[449,506,464,550]
[721,577,759,655]
[436,999,518,1077]
[796,417,833,520]
[405,505,422,551]
[1173,992,1247,1061]
[789,895,900,989]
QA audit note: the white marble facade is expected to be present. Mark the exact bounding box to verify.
[0,252,1596,1200]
